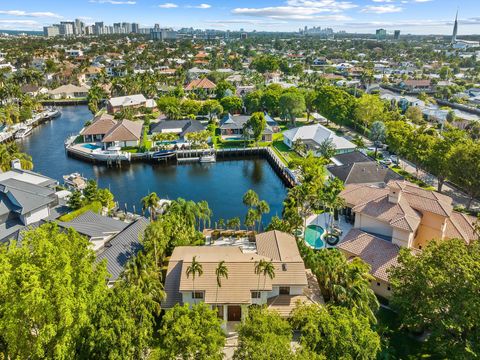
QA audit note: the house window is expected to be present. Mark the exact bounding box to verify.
[376,282,381,287]
[279,286,290,295]
[251,291,261,299]
[387,286,391,291]
[192,291,204,299]
[282,264,288,271]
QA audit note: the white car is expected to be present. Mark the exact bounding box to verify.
[379,159,392,166]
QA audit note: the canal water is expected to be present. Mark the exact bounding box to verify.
[19,106,287,225]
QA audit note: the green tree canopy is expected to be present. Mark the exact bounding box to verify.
[157,303,225,360]
[389,239,480,358]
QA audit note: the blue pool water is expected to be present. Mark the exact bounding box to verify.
[83,143,101,150]
[304,225,325,249]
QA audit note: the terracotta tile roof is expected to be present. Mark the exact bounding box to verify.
[444,211,477,244]
[255,230,303,262]
[102,119,143,143]
[185,77,216,91]
[163,232,308,308]
[353,195,421,232]
[80,114,117,136]
[337,229,401,282]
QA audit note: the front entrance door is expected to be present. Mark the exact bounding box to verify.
[227,305,241,321]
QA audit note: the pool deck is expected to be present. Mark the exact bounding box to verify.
[306,213,353,244]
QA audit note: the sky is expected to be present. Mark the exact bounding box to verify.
[0,0,479,35]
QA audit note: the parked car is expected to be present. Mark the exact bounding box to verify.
[379,158,392,166]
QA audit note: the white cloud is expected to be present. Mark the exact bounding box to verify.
[232,0,357,21]
[186,3,211,9]
[89,0,136,4]
[0,10,62,18]
[158,3,178,8]
[0,19,42,30]
[360,4,403,13]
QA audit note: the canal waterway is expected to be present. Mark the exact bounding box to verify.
[19,106,287,225]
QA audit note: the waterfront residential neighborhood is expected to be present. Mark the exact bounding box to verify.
[0,1,480,359]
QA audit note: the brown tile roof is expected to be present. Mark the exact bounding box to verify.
[267,295,315,317]
[341,183,389,207]
[255,230,304,262]
[185,77,216,90]
[444,211,477,244]
[102,119,143,143]
[163,232,308,308]
[353,195,421,232]
[80,114,117,136]
[337,229,401,282]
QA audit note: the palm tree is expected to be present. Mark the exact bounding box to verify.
[254,259,266,293]
[141,192,160,220]
[242,189,259,208]
[257,200,270,232]
[197,200,212,230]
[186,256,203,304]
[214,261,228,305]
[261,260,276,291]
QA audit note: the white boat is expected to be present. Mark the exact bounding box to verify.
[199,150,216,163]
[45,108,61,119]
[63,173,87,190]
[15,126,33,139]
[91,146,131,162]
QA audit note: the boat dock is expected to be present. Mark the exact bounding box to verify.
[0,108,61,143]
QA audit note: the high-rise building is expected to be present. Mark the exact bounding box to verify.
[452,10,458,44]
[94,22,104,35]
[376,28,387,40]
[132,23,139,33]
[59,22,74,36]
[394,30,400,40]
[150,24,177,41]
[74,19,84,35]
[122,22,132,33]
[43,25,60,37]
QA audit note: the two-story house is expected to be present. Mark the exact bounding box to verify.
[163,230,311,324]
[337,180,477,298]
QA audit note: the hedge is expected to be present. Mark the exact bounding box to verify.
[58,201,102,222]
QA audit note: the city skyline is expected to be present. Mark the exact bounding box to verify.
[0,0,478,35]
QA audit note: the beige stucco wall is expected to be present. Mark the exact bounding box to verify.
[392,228,414,248]
[355,213,393,238]
[413,212,446,249]
[370,278,392,299]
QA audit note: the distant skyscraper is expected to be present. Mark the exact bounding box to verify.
[94,22,104,35]
[43,25,60,37]
[452,10,458,44]
[394,30,400,40]
[376,28,387,40]
[132,23,139,33]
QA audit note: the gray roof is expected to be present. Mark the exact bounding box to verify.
[220,114,274,134]
[57,211,129,238]
[0,220,45,245]
[0,178,55,215]
[331,151,372,166]
[329,161,403,185]
[96,217,149,282]
[150,119,206,137]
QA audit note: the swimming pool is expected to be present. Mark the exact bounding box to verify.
[82,143,101,150]
[304,225,325,249]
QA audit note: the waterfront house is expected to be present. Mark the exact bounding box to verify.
[163,230,312,323]
[0,168,61,243]
[283,124,356,156]
[58,211,148,285]
[219,114,274,141]
[107,94,151,114]
[49,84,89,99]
[337,180,477,298]
[81,114,143,148]
[101,119,143,148]
[150,119,206,141]
[81,113,117,142]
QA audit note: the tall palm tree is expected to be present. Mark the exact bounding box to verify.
[242,189,259,208]
[214,261,228,305]
[141,192,160,220]
[186,256,203,304]
[254,259,266,294]
[257,200,270,232]
[261,260,276,291]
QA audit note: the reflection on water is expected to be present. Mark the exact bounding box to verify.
[19,105,287,224]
